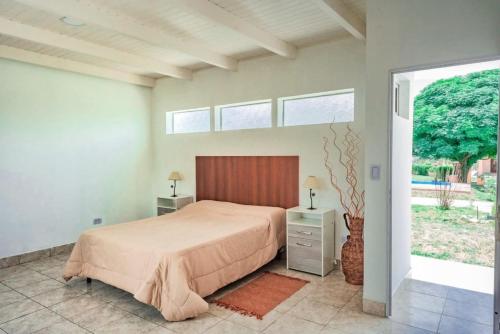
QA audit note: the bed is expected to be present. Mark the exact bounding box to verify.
[63,156,299,321]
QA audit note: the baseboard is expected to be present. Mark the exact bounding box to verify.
[362,298,387,317]
[0,243,74,269]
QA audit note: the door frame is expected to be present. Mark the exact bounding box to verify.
[386,55,500,318]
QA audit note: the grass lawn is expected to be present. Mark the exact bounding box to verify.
[411,205,495,267]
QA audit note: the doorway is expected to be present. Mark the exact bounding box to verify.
[389,59,500,333]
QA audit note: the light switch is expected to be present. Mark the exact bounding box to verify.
[370,165,381,180]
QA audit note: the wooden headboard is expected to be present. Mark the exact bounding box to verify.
[196,156,299,209]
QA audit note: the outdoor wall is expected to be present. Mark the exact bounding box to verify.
[390,74,413,295]
[152,38,366,260]
[0,59,154,258]
[364,0,500,312]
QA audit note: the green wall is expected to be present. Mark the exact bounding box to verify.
[0,58,154,257]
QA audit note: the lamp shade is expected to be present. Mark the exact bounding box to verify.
[168,171,182,181]
[303,176,319,189]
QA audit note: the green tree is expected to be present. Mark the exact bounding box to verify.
[413,69,499,182]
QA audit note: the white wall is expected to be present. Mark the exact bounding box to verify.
[364,0,500,308]
[0,59,154,258]
[391,74,413,295]
[152,38,366,259]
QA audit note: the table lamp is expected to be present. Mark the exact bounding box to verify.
[303,176,319,210]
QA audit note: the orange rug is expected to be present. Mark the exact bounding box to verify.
[213,272,309,319]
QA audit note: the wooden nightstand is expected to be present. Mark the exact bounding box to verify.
[157,195,193,215]
[286,206,335,276]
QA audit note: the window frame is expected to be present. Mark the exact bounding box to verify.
[214,99,273,131]
[277,88,355,127]
[165,107,211,135]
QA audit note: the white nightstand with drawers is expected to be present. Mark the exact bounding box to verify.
[157,195,193,216]
[286,206,335,277]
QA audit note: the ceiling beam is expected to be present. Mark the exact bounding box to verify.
[0,17,192,79]
[172,0,297,58]
[0,45,155,87]
[15,0,238,70]
[314,0,366,40]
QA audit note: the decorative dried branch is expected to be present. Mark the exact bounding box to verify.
[323,123,364,219]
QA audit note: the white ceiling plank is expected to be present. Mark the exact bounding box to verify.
[0,45,155,87]
[314,0,365,40]
[15,0,238,70]
[172,0,297,58]
[0,17,192,79]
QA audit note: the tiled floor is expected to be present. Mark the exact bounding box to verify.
[0,254,494,333]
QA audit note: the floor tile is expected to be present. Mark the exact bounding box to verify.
[0,266,32,281]
[342,291,363,312]
[446,288,493,309]
[263,314,323,334]
[38,267,65,283]
[0,291,26,308]
[227,309,283,331]
[0,300,44,324]
[19,250,50,264]
[14,279,64,297]
[164,312,221,334]
[393,290,445,314]
[438,315,492,334]
[33,320,89,334]
[0,284,11,293]
[390,306,441,332]
[443,299,493,326]
[0,308,63,334]
[93,314,173,334]
[88,284,128,303]
[22,258,64,273]
[379,321,435,334]
[288,298,339,325]
[115,302,166,326]
[401,279,449,298]
[64,277,106,292]
[71,303,130,331]
[1,270,49,289]
[328,309,388,334]
[49,294,108,321]
[307,285,357,308]
[111,293,146,313]
[272,294,304,313]
[319,327,350,334]
[207,303,234,319]
[204,320,258,334]
[30,286,85,307]
[52,254,70,262]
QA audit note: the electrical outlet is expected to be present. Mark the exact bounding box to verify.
[93,218,102,225]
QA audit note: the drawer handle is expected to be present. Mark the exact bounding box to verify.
[297,231,312,235]
[296,242,312,247]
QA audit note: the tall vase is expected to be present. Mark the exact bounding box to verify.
[341,213,364,285]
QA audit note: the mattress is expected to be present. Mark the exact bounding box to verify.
[63,200,286,321]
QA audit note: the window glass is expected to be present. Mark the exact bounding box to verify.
[278,90,354,126]
[166,108,210,134]
[215,100,272,131]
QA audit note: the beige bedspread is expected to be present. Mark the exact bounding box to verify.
[63,200,285,321]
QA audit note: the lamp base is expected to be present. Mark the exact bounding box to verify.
[171,194,178,197]
[307,207,317,210]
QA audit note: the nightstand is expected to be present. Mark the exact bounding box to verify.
[157,195,193,215]
[286,206,335,276]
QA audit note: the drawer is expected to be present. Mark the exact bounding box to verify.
[157,207,175,216]
[288,225,321,241]
[288,236,322,275]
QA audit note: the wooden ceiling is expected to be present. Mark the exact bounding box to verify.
[0,0,366,87]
